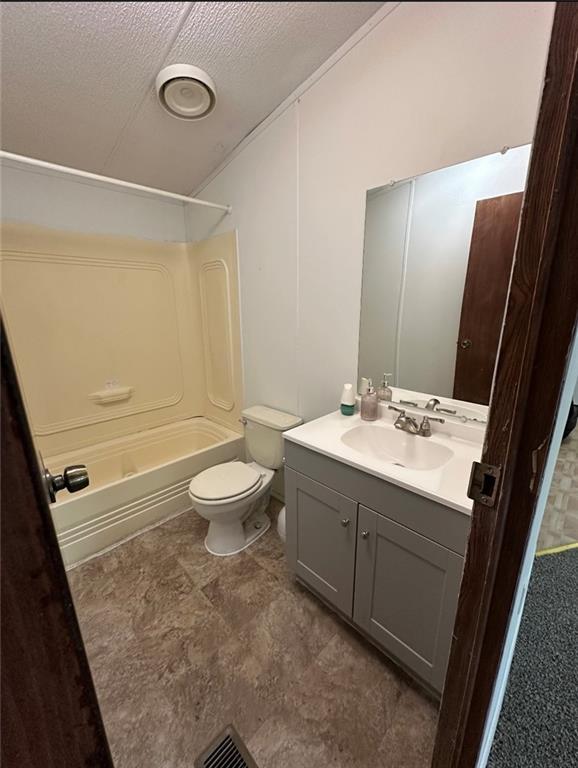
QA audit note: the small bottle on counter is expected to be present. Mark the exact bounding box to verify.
[360,379,379,421]
[377,373,393,402]
[340,383,355,416]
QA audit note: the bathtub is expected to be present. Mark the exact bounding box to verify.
[49,417,244,567]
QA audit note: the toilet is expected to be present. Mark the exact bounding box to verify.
[188,405,301,556]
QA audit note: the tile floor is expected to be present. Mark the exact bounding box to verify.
[536,429,578,552]
[68,500,438,768]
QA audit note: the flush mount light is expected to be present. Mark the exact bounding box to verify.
[155,64,216,120]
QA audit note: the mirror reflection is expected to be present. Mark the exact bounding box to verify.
[358,145,531,406]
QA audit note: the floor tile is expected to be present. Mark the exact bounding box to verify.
[248,709,354,768]
[128,558,229,663]
[176,531,245,589]
[378,685,439,768]
[68,500,438,768]
[201,552,283,631]
[68,534,151,608]
[285,630,405,763]
[139,508,207,553]
[247,514,292,583]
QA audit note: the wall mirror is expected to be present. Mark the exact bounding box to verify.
[358,144,531,411]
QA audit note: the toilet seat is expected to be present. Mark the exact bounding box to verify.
[189,462,263,504]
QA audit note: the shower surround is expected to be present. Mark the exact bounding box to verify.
[1,221,244,565]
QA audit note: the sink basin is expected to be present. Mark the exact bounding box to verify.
[341,424,454,471]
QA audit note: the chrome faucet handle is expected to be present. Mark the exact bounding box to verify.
[399,399,418,407]
[437,407,457,415]
[419,415,445,437]
[388,405,405,414]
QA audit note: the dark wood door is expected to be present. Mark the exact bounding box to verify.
[434,5,578,766]
[453,191,523,405]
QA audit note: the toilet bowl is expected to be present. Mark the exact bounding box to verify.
[188,405,301,556]
[188,461,274,556]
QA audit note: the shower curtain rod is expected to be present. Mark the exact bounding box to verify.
[0,150,232,214]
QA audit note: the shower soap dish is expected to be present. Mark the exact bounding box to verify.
[89,385,134,404]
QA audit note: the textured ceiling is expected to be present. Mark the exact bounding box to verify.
[0,1,383,194]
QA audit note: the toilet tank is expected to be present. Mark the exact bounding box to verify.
[242,406,302,469]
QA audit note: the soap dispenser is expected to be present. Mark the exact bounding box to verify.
[377,373,393,402]
[361,379,379,421]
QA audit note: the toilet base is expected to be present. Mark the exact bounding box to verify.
[204,499,271,557]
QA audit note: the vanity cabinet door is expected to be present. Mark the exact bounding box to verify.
[285,468,358,618]
[354,505,463,692]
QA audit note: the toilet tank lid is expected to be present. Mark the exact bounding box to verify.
[242,405,302,431]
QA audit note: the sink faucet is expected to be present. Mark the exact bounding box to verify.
[425,398,440,411]
[388,406,445,437]
[388,406,420,434]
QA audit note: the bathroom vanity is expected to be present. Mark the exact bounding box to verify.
[284,406,482,694]
[282,141,519,695]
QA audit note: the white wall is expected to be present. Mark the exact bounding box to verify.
[1,162,188,241]
[188,2,554,421]
[187,106,300,414]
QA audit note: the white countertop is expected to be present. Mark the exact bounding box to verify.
[284,409,483,515]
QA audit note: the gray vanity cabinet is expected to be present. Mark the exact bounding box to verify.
[285,468,358,617]
[284,442,469,694]
[353,505,463,692]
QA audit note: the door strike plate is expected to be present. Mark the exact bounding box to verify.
[467,461,501,507]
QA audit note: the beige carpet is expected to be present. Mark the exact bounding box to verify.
[536,429,578,552]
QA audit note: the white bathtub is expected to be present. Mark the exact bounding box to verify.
[49,417,244,567]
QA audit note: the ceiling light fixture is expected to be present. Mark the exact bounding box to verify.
[155,64,216,120]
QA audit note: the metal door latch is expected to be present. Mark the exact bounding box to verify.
[467,461,501,507]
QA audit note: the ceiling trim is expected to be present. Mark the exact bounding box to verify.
[190,1,401,196]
